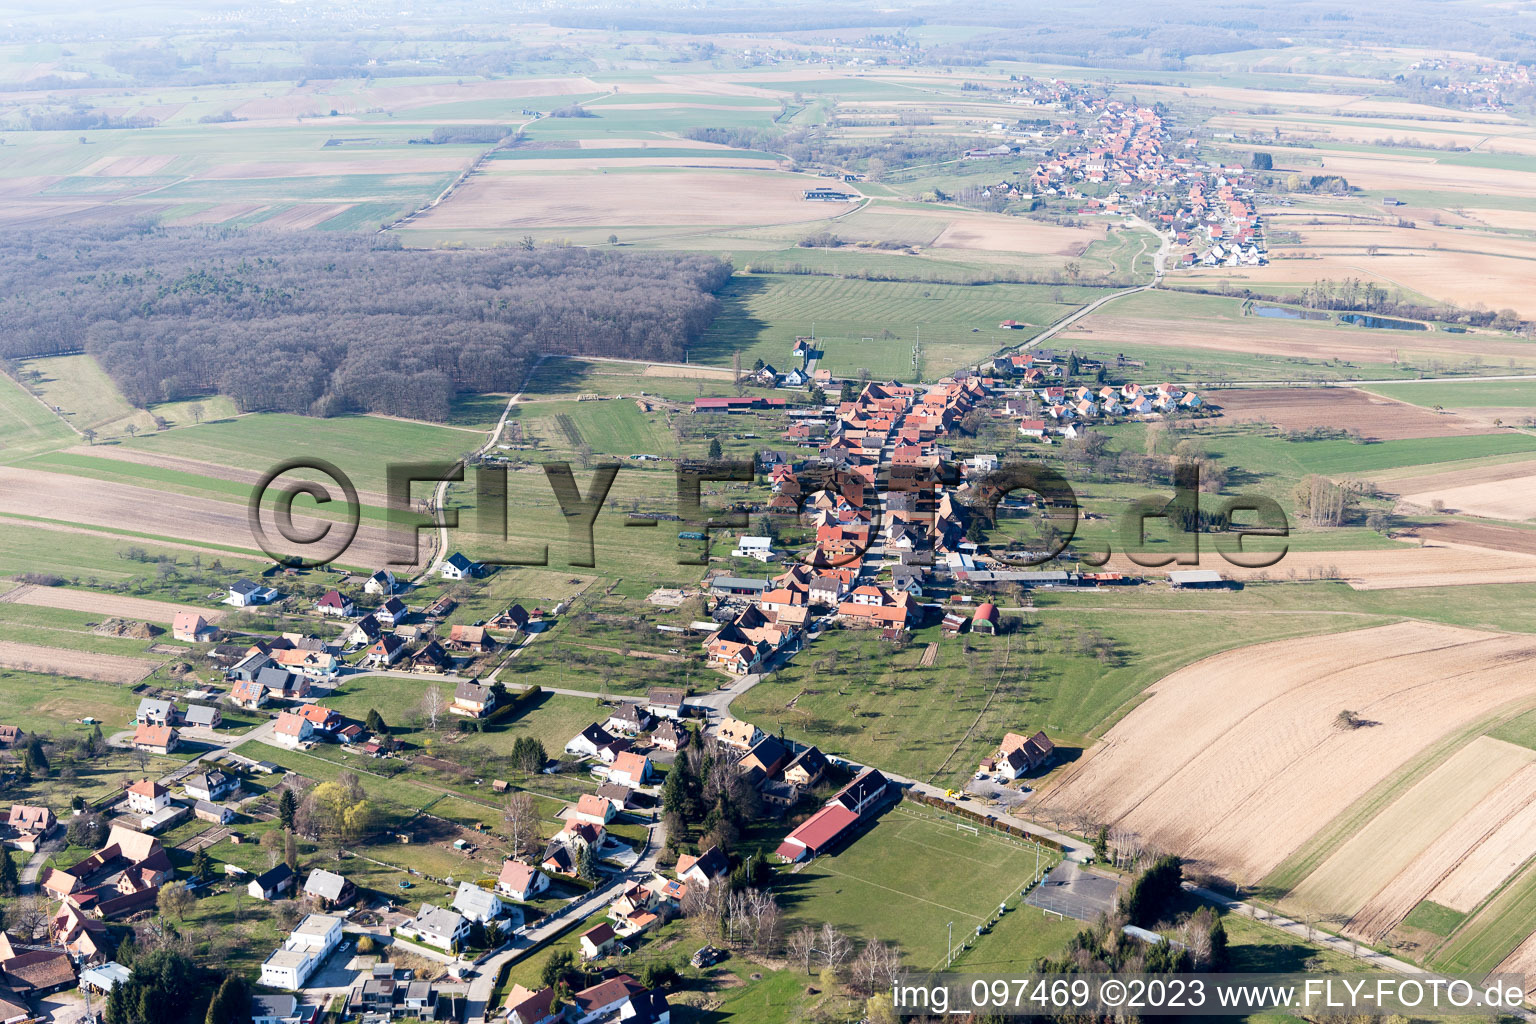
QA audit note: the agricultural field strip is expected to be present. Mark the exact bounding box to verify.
[1289,739,1536,939]
[0,640,158,683]
[1041,623,1536,883]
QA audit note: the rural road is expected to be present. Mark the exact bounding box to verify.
[1184,883,1536,1020]
[418,354,548,582]
[967,218,1169,376]
[462,817,665,1024]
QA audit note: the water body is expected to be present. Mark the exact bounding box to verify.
[1253,305,1330,321]
[1339,313,1427,331]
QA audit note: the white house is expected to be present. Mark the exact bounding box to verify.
[125,779,170,816]
[271,712,314,750]
[440,553,479,581]
[363,570,397,595]
[731,537,775,562]
[565,723,616,759]
[497,860,550,902]
[452,881,521,933]
[402,904,470,951]
[259,914,342,990]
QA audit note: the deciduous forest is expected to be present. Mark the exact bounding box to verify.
[0,228,731,421]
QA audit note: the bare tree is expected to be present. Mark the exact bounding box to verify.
[503,792,541,857]
[851,940,901,996]
[421,685,446,731]
[12,897,47,940]
[787,926,818,975]
[819,922,853,975]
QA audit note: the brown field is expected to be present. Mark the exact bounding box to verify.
[1058,311,1535,365]
[256,204,358,230]
[1429,787,1536,913]
[79,154,179,176]
[0,582,225,624]
[1388,463,1536,522]
[411,168,841,230]
[1288,739,1536,934]
[1492,932,1536,1000]
[65,443,391,507]
[1209,387,1492,440]
[641,364,734,380]
[1102,544,1536,591]
[0,466,411,572]
[0,640,157,683]
[1407,522,1536,556]
[162,202,268,226]
[201,158,469,178]
[929,211,1101,256]
[1039,622,1536,884]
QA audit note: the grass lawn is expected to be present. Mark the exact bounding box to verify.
[776,804,1060,969]
[0,373,76,465]
[690,273,1088,380]
[1401,900,1467,938]
[730,609,1377,786]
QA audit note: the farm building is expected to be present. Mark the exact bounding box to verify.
[1168,569,1231,590]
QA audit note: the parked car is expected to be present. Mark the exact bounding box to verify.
[691,946,722,968]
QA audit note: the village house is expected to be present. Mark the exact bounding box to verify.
[440,552,481,581]
[453,881,519,933]
[579,922,619,960]
[986,730,1056,779]
[135,698,177,727]
[377,596,409,627]
[184,769,238,802]
[271,711,314,750]
[183,703,221,730]
[0,726,23,748]
[505,984,564,1024]
[783,746,830,788]
[316,590,355,617]
[44,824,174,920]
[676,846,729,890]
[497,859,550,902]
[401,904,471,951]
[606,751,652,789]
[248,863,297,901]
[304,868,357,909]
[645,687,688,720]
[651,719,686,752]
[450,680,497,718]
[259,913,342,990]
[565,722,619,759]
[172,612,217,643]
[574,793,617,827]
[132,723,178,755]
[3,804,55,853]
[230,679,267,710]
[365,634,408,668]
[604,702,654,736]
[363,569,397,595]
[717,717,762,751]
[448,624,492,652]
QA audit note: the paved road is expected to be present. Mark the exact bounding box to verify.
[461,818,666,1024]
[1184,883,1535,1019]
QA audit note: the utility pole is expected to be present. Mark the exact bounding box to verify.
[947,920,953,968]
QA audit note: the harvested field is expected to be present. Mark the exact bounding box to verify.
[1407,522,1536,556]
[0,583,225,624]
[1290,739,1536,936]
[0,466,411,571]
[1211,388,1492,441]
[0,640,157,683]
[80,155,178,177]
[255,204,357,230]
[412,168,837,230]
[1390,463,1536,522]
[1430,787,1536,913]
[1490,929,1536,998]
[1102,544,1536,590]
[1058,313,1534,365]
[641,363,733,380]
[1039,623,1536,884]
[162,202,267,226]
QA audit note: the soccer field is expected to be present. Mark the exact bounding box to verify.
[779,806,1059,968]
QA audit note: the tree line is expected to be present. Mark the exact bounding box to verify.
[0,227,732,422]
